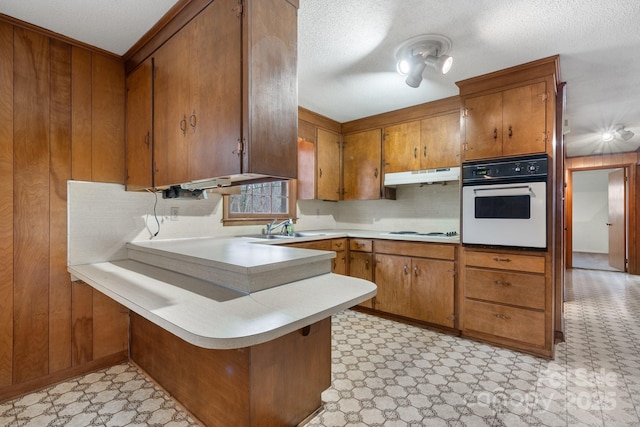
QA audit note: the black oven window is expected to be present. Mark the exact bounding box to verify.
[475,195,531,219]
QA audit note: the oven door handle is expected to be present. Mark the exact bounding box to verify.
[473,185,533,196]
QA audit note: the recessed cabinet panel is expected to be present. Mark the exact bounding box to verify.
[421,112,460,169]
[316,128,341,201]
[463,92,503,161]
[502,82,547,156]
[343,129,382,200]
[383,121,420,173]
[125,59,153,190]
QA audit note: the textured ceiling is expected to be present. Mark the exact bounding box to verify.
[1,0,639,157]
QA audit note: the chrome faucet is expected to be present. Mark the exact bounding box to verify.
[265,218,293,236]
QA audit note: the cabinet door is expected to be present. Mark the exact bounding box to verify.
[463,92,502,161]
[188,0,242,181]
[153,27,191,187]
[343,129,382,200]
[374,254,411,317]
[411,258,455,327]
[332,250,347,275]
[421,112,460,169]
[349,252,373,308]
[383,121,420,173]
[502,82,547,156]
[317,128,341,201]
[125,58,153,190]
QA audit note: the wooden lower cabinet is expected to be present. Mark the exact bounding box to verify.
[461,248,552,357]
[373,240,456,328]
[348,239,374,308]
[130,314,331,427]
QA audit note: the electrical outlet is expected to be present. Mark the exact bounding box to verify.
[170,206,179,221]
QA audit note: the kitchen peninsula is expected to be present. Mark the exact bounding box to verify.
[68,236,376,426]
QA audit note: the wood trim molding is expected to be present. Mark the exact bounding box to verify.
[298,107,341,133]
[565,153,639,275]
[341,96,461,134]
[0,13,121,60]
[456,55,560,96]
[0,352,127,403]
[123,0,213,74]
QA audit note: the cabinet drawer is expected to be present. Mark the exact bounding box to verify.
[331,238,347,251]
[350,239,373,252]
[464,251,544,273]
[375,240,454,260]
[464,268,545,310]
[289,240,332,251]
[463,299,545,347]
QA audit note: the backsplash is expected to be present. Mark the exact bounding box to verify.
[68,180,459,265]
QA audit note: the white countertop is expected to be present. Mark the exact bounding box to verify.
[68,229,457,350]
[69,259,376,350]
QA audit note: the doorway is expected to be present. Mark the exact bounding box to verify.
[570,168,627,272]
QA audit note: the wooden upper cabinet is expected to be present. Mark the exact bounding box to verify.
[382,112,460,173]
[458,56,558,162]
[421,112,460,168]
[501,82,547,156]
[132,0,297,190]
[463,82,548,161]
[153,0,242,188]
[342,129,382,200]
[125,58,153,190]
[462,91,503,160]
[297,119,316,200]
[383,121,421,173]
[317,128,341,201]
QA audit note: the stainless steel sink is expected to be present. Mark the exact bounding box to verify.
[241,232,326,240]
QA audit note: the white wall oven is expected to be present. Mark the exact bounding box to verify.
[462,154,548,250]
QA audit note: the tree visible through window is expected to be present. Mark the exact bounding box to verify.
[223,180,296,224]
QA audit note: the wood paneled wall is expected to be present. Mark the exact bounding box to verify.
[0,19,127,401]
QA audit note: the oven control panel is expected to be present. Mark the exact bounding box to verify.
[462,154,548,183]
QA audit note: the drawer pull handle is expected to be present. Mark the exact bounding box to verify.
[494,280,512,286]
[493,257,511,263]
[494,313,511,320]
[335,243,343,248]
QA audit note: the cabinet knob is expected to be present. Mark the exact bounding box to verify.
[189,111,197,132]
[414,266,419,276]
[365,260,370,270]
[180,115,187,136]
[403,264,409,275]
[374,168,379,178]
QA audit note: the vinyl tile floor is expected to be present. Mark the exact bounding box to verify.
[2,268,640,426]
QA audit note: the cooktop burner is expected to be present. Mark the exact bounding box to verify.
[387,231,458,237]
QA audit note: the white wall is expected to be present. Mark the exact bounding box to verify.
[572,169,616,253]
[68,180,459,265]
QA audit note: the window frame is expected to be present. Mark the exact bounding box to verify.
[222,179,297,226]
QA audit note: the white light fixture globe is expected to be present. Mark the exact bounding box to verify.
[602,131,614,142]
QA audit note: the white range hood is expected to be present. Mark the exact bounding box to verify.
[384,167,460,187]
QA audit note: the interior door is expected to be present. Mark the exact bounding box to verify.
[608,168,626,271]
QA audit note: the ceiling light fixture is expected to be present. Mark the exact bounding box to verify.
[617,126,635,141]
[395,34,453,88]
[602,131,615,142]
